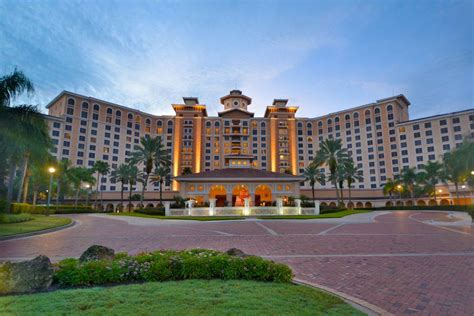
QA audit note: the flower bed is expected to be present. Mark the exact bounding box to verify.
[53,249,292,287]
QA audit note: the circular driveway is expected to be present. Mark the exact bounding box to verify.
[0,211,473,315]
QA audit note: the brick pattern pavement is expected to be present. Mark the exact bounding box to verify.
[0,211,472,315]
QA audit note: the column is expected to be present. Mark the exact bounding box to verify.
[276,197,283,215]
[295,198,302,215]
[314,200,320,215]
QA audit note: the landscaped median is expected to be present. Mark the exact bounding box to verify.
[110,212,246,221]
[0,246,363,315]
[0,215,72,238]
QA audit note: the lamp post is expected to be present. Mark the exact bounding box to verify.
[47,167,56,208]
[397,184,403,205]
[461,185,467,209]
[85,184,91,206]
[437,189,442,205]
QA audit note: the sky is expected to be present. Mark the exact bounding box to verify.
[0,0,472,118]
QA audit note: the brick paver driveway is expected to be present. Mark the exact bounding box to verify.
[0,211,473,315]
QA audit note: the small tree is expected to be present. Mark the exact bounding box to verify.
[303,163,325,201]
[93,161,110,210]
[151,164,171,205]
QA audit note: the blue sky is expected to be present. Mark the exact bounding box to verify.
[0,0,472,118]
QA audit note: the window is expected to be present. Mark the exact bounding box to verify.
[82,102,89,110]
[67,98,75,106]
[93,104,100,111]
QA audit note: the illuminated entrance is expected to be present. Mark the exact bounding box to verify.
[232,184,250,206]
[255,185,272,206]
[209,185,227,207]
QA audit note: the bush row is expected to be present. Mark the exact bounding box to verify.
[0,213,34,224]
[53,249,293,287]
[135,207,165,216]
[10,203,95,215]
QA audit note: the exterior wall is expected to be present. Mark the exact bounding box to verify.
[45,90,473,203]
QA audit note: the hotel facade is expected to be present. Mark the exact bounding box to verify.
[44,90,474,209]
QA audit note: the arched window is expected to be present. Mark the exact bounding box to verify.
[145,118,151,125]
[215,121,220,127]
[93,104,100,111]
[334,117,340,123]
[306,122,312,129]
[307,136,313,142]
[261,122,266,128]
[106,108,113,115]
[297,122,303,128]
[206,121,211,127]
[327,118,332,125]
[116,110,121,117]
[167,120,173,126]
[67,98,75,106]
[345,114,351,121]
[365,109,371,117]
[135,116,141,123]
[374,107,381,115]
[82,102,89,110]
[128,113,133,120]
[387,105,393,112]
[156,120,162,127]
[318,121,323,127]
[353,112,359,119]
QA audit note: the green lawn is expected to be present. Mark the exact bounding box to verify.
[0,280,364,315]
[257,210,370,220]
[0,215,72,237]
[110,212,246,221]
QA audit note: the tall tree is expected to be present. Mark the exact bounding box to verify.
[68,167,95,207]
[303,163,326,201]
[442,150,467,204]
[55,159,72,207]
[341,159,363,208]
[151,164,171,205]
[0,68,34,107]
[401,167,419,205]
[313,139,348,206]
[110,164,130,211]
[93,161,110,210]
[418,161,444,203]
[130,135,160,207]
[126,165,139,212]
[383,178,399,205]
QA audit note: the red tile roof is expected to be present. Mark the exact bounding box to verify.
[175,168,304,181]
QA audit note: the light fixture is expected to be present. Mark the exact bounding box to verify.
[461,185,466,189]
[48,167,56,174]
[438,189,442,193]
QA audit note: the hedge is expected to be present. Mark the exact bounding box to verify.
[0,213,33,224]
[53,249,293,287]
[136,207,165,216]
[10,203,96,215]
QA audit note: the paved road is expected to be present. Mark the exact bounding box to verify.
[0,211,473,315]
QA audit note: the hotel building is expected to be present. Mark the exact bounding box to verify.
[44,90,474,209]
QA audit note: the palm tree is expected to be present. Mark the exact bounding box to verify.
[130,135,160,207]
[341,159,363,208]
[401,167,418,205]
[182,167,192,175]
[419,161,444,204]
[68,167,95,207]
[110,164,130,211]
[442,151,467,205]
[0,68,34,107]
[313,139,349,206]
[127,165,139,212]
[303,163,326,201]
[93,161,110,210]
[55,159,71,207]
[29,164,49,210]
[151,164,171,205]
[383,178,399,205]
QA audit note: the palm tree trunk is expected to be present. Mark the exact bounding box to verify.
[95,171,100,210]
[348,185,352,209]
[159,179,163,205]
[333,181,340,206]
[74,187,80,208]
[16,153,29,202]
[339,182,344,205]
[129,183,133,212]
[454,182,459,205]
[21,167,31,203]
[32,190,38,210]
[6,163,16,212]
[140,174,148,207]
[433,188,437,205]
[120,182,124,211]
[311,184,315,201]
[56,180,61,210]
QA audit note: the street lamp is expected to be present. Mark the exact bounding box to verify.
[85,184,91,206]
[47,167,56,208]
[461,185,467,207]
[396,184,403,204]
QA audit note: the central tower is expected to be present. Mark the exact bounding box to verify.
[220,89,252,111]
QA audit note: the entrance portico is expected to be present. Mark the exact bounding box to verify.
[175,168,304,206]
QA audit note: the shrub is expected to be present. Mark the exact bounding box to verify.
[0,199,7,214]
[53,249,293,287]
[136,207,165,216]
[10,203,95,215]
[0,213,34,224]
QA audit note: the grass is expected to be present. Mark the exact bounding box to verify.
[110,212,246,221]
[256,209,370,220]
[0,280,364,315]
[0,215,72,237]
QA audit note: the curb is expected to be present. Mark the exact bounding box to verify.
[0,219,77,241]
[293,278,394,316]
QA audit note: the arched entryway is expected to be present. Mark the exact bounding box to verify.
[440,199,450,206]
[255,185,272,206]
[232,184,249,206]
[209,185,227,207]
